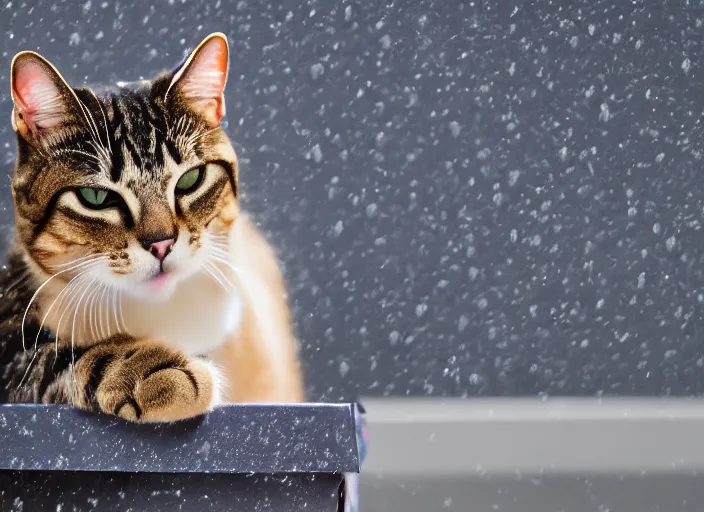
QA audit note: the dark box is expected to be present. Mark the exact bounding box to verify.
[0,403,362,511]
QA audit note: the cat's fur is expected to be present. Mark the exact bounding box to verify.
[0,33,304,422]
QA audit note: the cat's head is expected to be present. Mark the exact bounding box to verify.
[9,33,239,300]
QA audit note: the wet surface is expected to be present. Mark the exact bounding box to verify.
[0,471,341,511]
[0,404,359,473]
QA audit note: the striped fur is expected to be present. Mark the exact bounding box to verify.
[0,33,304,422]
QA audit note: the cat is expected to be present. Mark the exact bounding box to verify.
[0,32,305,422]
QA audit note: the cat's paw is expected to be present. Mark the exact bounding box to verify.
[84,342,222,423]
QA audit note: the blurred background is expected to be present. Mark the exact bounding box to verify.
[4,0,704,510]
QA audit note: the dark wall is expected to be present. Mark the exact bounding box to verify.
[2,1,704,401]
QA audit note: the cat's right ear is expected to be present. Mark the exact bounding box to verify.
[164,33,229,127]
[10,51,83,143]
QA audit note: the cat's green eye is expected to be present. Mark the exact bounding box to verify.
[78,188,109,207]
[176,167,203,193]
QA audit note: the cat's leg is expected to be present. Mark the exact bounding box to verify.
[7,336,221,422]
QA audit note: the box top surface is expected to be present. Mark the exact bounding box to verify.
[0,403,360,474]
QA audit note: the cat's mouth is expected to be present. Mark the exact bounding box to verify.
[147,271,171,292]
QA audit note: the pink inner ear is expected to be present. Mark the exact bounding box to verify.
[12,59,66,132]
[178,38,228,122]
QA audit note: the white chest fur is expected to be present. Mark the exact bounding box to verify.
[120,272,243,355]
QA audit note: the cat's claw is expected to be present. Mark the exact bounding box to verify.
[86,342,222,423]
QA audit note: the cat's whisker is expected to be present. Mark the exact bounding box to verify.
[69,276,98,343]
[75,96,110,165]
[96,283,104,340]
[176,117,196,148]
[34,144,48,160]
[171,116,195,155]
[107,285,120,338]
[169,115,183,138]
[110,288,118,337]
[79,122,108,170]
[69,275,100,385]
[187,126,220,146]
[118,290,128,334]
[210,247,234,261]
[22,272,93,389]
[91,282,103,340]
[211,248,233,260]
[33,268,94,352]
[104,285,114,338]
[203,262,232,293]
[103,288,111,340]
[103,284,114,339]
[75,96,101,141]
[208,259,236,286]
[87,139,112,174]
[181,116,191,130]
[16,345,40,389]
[52,252,108,270]
[50,148,101,163]
[86,282,102,342]
[206,235,230,246]
[54,273,94,359]
[209,242,230,251]
[21,257,106,352]
[82,283,96,342]
[84,277,102,341]
[54,279,83,357]
[208,254,251,285]
[208,243,231,255]
[210,247,231,258]
[97,283,109,340]
[206,235,230,245]
[87,88,113,156]
[108,286,118,338]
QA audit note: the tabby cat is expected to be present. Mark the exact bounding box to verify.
[0,33,304,422]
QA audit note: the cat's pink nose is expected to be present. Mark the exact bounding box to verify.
[149,239,174,262]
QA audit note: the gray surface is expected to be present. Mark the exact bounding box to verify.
[0,471,342,512]
[0,404,359,473]
[361,475,704,512]
[2,1,704,401]
[362,398,704,475]
[361,398,704,511]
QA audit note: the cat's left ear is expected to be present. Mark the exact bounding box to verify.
[165,33,229,126]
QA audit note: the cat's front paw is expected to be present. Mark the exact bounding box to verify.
[82,342,222,423]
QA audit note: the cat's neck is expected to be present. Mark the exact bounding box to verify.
[120,269,242,355]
